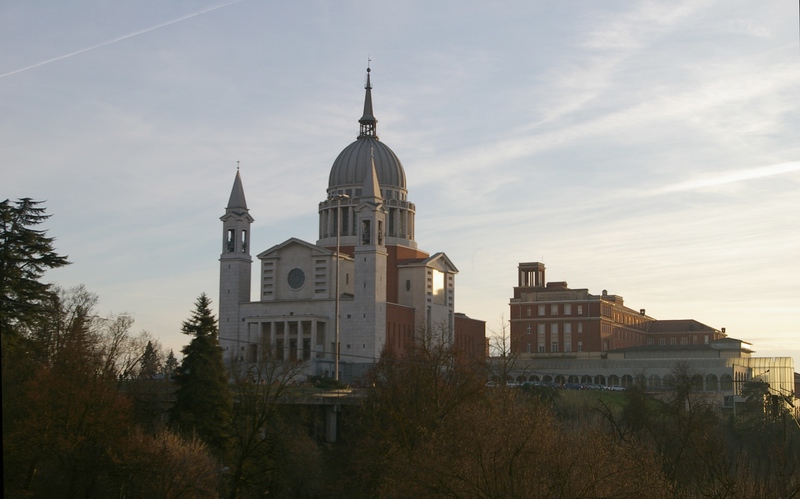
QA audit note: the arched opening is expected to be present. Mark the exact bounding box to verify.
[663,374,675,388]
[555,375,566,385]
[594,375,606,386]
[608,375,620,387]
[543,375,553,382]
[622,374,634,388]
[581,375,592,384]
[516,375,526,383]
[706,374,718,392]
[691,374,704,392]
[720,374,733,391]
[649,374,662,391]
[529,375,540,382]
[568,375,579,384]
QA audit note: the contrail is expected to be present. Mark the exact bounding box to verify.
[0,0,244,79]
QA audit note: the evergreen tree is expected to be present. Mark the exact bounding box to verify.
[138,340,161,379]
[163,349,178,378]
[0,198,69,340]
[170,294,233,459]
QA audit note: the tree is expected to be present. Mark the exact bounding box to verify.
[225,351,318,498]
[170,294,233,460]
[0,198,70,341]
[487,317,519,384]
[3,286,137,497]
[163,349,179,378]
[340,323,485,496]
[138,340,162,379]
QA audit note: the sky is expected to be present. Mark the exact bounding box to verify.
[2,0,798,367]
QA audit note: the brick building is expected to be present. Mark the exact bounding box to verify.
[509,262,726,358]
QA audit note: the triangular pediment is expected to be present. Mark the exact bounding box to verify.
[398,251,459,273]
[256,237,337,260]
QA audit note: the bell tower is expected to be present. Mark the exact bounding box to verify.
[219,168,253,357]
[352,155,388,368]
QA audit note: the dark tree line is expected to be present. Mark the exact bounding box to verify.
[3,199,798,498]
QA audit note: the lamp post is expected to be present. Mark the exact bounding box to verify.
[329,193,349,381]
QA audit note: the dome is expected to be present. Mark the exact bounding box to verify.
[328,137,406,190]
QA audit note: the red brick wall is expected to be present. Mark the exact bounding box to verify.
[385,303,416,357]
[455,315,487,362]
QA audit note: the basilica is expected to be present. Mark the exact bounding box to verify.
[218,69,486,380]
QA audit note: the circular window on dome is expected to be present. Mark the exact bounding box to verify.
[287,268,305,290]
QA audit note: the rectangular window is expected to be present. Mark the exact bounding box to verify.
[564,323,572,334]
[647,337,654,345]
[551,323,558,335]
[526,324,532,335]
[526,343,532,353]
[564,303,572,315]
[551,304,559,315]
[577,323,583,334]
[538,305,545,316]
[680,337,688,345]
[659,338,666,345]
[564,329,572,353]
[537,326,545,353]
[551,341,558,353]
[670,338,677,345]
[526,307,531,317]
[577,341,583,352]
[577,305,583,315]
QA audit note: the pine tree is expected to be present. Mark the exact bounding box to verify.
[138,340,161,379]
[0,198,69,340]
[170,294,233,459]
[163,349,178,378]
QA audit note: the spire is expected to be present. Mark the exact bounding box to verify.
[358,66,378,138]
[362,147,382,201]
[227,168,248,210]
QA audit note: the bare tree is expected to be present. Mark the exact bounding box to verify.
[487,317,519,384]
[225,349,315,498]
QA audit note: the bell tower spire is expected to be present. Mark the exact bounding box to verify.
[219,167,254,358]
[359,66,378,139]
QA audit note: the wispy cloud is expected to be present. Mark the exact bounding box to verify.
[648,162,800,194]
[0,0,244,79]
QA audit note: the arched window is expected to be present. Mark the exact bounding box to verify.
[622,374,634,388]
[568,375,579,384]
[663,374,675,388]
[649,374,662,391]
[529,375,540,382]
[720,374,733,391]
[581,375,592,384]
[594,375,606,386]
[691,374,704,392]
[555,375,566,385]
[543,375,553,382]
[608,375,620,387]
[706,374,718,392]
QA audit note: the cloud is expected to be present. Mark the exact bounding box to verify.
[648,162,800,194]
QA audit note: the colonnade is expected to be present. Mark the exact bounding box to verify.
[244,318,329,363]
